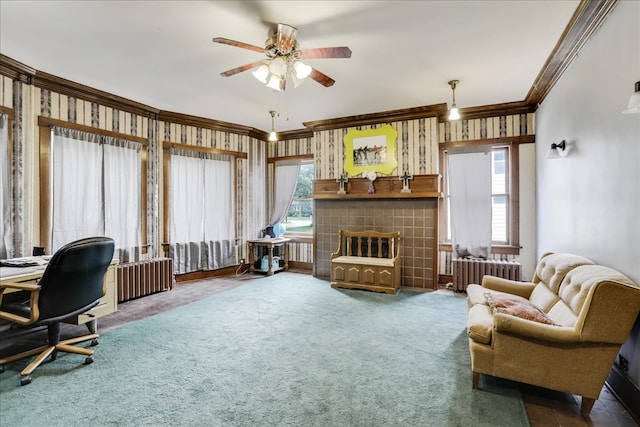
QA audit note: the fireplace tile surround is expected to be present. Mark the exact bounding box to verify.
[314,198,438,291]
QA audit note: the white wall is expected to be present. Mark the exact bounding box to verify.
[536,0,640,382]
[518,143,537,280]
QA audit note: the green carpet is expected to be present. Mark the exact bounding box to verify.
[0,273,529,427]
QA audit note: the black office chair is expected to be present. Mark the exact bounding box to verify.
[0,237,114,385]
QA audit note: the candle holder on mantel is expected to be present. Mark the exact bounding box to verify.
[400,170,413,193]
[336,172,348,194]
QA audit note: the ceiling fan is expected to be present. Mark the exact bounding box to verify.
[212,23,351,91]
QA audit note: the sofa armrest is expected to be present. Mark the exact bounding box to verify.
[482,275,536,298]
[494,313,580,343]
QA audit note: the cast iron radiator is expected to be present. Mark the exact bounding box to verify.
[116,258,175,302]
[452,258,521,292]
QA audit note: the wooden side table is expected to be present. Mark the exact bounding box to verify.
[247,237,291,275]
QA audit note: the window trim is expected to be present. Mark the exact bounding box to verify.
[439,136,526,255]
[38,116,148,253]
[280,156,314,238]
[161,141,246,246]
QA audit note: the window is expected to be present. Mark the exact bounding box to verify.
[38,117,148,261]
[283,161,313,235]
[491,148,508,243]
[163,143,239,274]
[50,127,143,262]
[442,144,518,251]
[0,112,11,258]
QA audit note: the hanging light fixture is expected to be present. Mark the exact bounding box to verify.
[622,81,640,114]
[268,110,278,141]
[448,80,460,120]
[251,34,313,92]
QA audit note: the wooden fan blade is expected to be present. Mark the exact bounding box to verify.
[309,68,335,87]
[298,47,352,59]
[212,37,265,54]
[276,23,297,53]
[220,60,265,77]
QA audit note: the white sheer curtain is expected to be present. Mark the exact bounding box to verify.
[51,128,142,262]
[169,149,235,274]
[52,130,102,250]
[104,138,142,262]
[0,114,11,259]
[447,148,492,259]
[268,159,301,227]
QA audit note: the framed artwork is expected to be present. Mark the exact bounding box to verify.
[343,125,398,176]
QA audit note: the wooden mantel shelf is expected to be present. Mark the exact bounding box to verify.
[313,174,441,199]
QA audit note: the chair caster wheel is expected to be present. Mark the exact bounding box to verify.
[0,365,5,373]
[91,338,99,346]
[85,355,93,365]
[21,375,32,386]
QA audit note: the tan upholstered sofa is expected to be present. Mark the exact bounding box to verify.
[466,252,640,414]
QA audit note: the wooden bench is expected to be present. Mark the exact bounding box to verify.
[330,230,401,295]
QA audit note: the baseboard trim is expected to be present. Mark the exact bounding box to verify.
[606,364,640,425]
[438,274,453,285]
[175,265,243,282]
[289,261,312,271]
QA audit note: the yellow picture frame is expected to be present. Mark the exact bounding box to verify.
[343,125,398,176]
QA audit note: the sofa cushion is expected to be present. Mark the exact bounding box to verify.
[533,253,594,293]
[467,303,493,344]
[485,292,557,325]
[528,283,561,313]
[466,284,489,307]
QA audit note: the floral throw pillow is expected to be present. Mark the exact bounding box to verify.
[484,292,557,325]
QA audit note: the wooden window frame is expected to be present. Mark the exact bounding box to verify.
[439,136,533,255]
[267,154,314,243]
[38,116,148,253]
[161,141,246,248]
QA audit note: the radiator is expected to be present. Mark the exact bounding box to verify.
[117,258,175,302]
[452,258,521,292]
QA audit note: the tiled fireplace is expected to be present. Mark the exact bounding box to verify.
[313,175,440,291]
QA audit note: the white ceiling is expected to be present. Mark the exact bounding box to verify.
[0,0,580,132]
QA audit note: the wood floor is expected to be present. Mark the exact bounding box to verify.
[2,270,638,426]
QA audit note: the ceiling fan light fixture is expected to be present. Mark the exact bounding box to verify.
[448,79,461,121]
[293,60,312,79]
[291,72,306,88]
[266,75,282,91]
[268,57,287,76]
[252,64,269,83]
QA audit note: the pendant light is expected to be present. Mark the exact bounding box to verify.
[268,110,278,141]
[448,80,460,121]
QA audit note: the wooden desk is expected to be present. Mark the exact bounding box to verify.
[247,238,290,275]
[0,257,119,330]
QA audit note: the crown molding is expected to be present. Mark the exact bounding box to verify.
[437,100,536,122]
[525,0,617,107]
[0,54,35,84]
[34,71,160,118]
[303,104,447,132]
[157,110,260,137]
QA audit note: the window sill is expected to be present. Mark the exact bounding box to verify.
[438,243,520,256]
[284,233,313,244]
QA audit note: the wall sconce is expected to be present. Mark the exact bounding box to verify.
[546,140,566,159]
[448,79,460,121]
[622,81,640,114]
[268,110,278,141]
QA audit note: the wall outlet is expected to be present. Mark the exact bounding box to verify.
[619,355,629,373]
